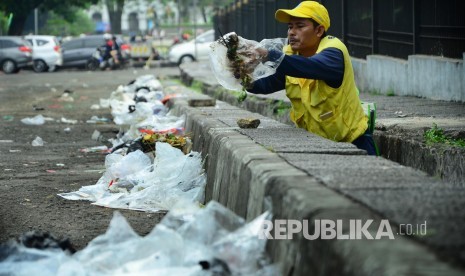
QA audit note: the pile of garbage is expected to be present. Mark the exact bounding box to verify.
[59,75,205,212]
[0,201,280,275]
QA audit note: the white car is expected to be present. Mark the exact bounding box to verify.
[25,35,63,72]
[168,30,215,65]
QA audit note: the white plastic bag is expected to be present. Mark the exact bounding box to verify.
[31,136,44,146]
[21,114,45,125]
[209,32,286,91]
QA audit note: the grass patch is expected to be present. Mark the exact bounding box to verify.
[424,123,465,148]
[386,89,396,97]
[273,100,290,116]
[190,80,203,93]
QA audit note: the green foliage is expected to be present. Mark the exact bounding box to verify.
[424,123,465,148]
[386,89,396,96]
[268,99,290,116]
[190,80,203,93]
[41,10,94,36]
[1,0,97,35]
[0,11,8,35]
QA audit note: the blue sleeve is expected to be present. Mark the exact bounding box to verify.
[248,47,344,93]
[246,69,286,94]
[276,48,344,88]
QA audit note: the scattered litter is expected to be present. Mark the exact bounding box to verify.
[21,114,45,125]
[31,136,44,147]
[46,170,56,173]
[79,146,109,153]
[64,127,71,133]
[56,164,65,167]
[32,105,45,111]
[60,143,206,212]
[90,104,100,110]
[9,149,21,153]
[0,140,13,143]
[61,117,78,124]
[0,201,279,275]
[86,116,110,124]
[91,130,101,141]
[47,104,63,109]
[3,115,14,121]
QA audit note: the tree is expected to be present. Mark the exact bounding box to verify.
[42,9,94,36]
[105,0,125,34]
[0,0,98,35]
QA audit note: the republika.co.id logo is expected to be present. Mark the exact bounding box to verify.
[258,219,427,240]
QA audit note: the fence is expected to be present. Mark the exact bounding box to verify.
[213,0,465,59]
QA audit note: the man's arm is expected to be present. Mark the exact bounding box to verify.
[246,70,286,94]
[270,47,344,88]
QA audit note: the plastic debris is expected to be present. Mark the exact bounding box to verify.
[0,201,279,275]
[91,130,101,141]
[209,33,286,91]
[86,116,110,124]
[79,146,109,153]
[31,136,44,147]
[59,143,206,212]
[3,115,14,121]
[58,92,74,102]
[61,117,78,124]
[21,114,45,125]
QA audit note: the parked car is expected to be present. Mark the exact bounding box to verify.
[25,35,62,72]
[168,30,215,65]
[61,34,130,70]
[0,36,33,74]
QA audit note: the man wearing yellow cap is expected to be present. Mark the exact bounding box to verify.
[246,1,376,155]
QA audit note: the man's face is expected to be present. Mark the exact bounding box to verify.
[287,17,324,57]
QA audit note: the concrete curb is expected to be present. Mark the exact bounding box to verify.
[165,83,465,275]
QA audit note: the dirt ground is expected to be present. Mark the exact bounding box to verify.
[0,67,179,250]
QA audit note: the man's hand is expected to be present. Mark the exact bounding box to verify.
[232,46,269,79]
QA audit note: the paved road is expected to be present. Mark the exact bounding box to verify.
[0,67,179,249]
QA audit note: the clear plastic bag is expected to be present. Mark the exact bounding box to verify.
[209,32,286,91]
[59,143,206,213]
[0,202,280,275]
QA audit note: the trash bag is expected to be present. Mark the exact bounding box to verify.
[209,32,286,91]
[21,114,45,125]
[0,201,280,275]
[59,143,206,213]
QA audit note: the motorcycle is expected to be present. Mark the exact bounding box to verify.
[87,46,128,71]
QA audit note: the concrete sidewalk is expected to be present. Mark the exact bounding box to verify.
[165,61,465,275]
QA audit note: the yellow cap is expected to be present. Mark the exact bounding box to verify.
[275,1,330,31]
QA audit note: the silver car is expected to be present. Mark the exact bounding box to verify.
[168,30,215,65]
[0,36,33,74]
[25,35,63,72]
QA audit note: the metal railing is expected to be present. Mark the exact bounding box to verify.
[213,0,465,59]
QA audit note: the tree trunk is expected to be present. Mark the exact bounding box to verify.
[107,0,124,34]
[108,10,123,34]
[200,5,207,23]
